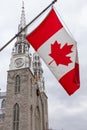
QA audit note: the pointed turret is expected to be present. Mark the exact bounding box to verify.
[33,52,45,92]
[20,1,26,28]
[18,1,26,38]
[13,1,30,55]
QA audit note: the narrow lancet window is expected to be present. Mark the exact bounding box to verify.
[35,106,41,130]
[1,99,6,109]
[15,75,20,94]
[13,103,19,130]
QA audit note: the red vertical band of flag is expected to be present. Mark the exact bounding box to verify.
[59,63,80,95]
[26,8,80,95]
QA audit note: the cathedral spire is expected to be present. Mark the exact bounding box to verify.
[9,1,31,70]
[18,1,26,36]
[20,1,26,29]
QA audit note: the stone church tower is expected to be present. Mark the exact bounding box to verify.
[3,2,48,130]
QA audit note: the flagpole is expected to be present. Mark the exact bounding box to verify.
[0,0,57,52]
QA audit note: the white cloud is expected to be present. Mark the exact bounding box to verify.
[77,5,87,28]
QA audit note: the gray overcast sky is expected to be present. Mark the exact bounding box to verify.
[0,0,87,130]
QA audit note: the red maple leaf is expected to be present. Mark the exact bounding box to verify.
[49,41,73,66]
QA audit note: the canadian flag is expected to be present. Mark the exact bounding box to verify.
[26,8,80,95]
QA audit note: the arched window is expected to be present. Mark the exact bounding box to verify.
[13,103,19,130]
[30,78,32,97]
[30,106,33,130]
[23,44,25,53]
[1,99,6,109]
[15,75,20,94]
[35,106,41,130]
[18,44,22,53]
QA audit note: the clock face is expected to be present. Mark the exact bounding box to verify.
[15,58,24,68]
